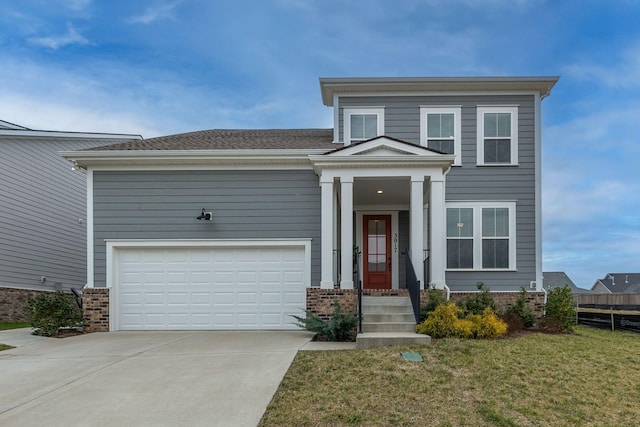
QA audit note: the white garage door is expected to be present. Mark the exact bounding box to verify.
[115,245,307,330]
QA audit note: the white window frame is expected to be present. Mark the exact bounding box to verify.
[343,107,384,145]
[445,201,516,271]
[476,106,518,166]
[420,106,462,166]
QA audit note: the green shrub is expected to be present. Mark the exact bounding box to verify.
[506,287,536,328]
[417,302,507,339]
[25,291,83,337]
[541,286,577,333]
[291,301,358,341]
[459,282,498,315]
[419,287,448,322]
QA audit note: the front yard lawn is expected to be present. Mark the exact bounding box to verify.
[260,326,640,426]
[0,321,30,331]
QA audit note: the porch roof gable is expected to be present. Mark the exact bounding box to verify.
[309,136,455,173]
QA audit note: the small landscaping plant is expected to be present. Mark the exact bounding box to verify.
[419,287,448,322]
[540,285,577,333]
[291,301,358,341]
[25,291,83,337]
[458,282,498,315]
[505,287,536,328]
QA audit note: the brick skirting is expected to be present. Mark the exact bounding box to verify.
[0,288,53,322]
[449,291,546,317]
[306,288,546,321]
[82,288,110,332]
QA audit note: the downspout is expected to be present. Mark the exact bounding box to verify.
[442,161,452,301]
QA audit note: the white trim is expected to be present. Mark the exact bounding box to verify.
[410,177,425,285]
[340,178,354,289]
[445,201,517,271]
[476,106,519,166]
[333,94,340,143]
[534,92,543,291]
[320,178,335,288]
[355,211,400,289]
[86,168,94,288]
[342,107,385,145]
[60,149,329,169]
[86,164,315,171]
[106,238,313,331]
[420,106,462,166]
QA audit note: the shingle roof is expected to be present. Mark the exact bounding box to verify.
[88,129,338,151]
[543,271,593,294]
[593,273,640,293]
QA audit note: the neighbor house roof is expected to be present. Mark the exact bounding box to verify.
[87,129,337,151]
[543,272,593,294]
[592,273,640,293]
[0,119,30,130]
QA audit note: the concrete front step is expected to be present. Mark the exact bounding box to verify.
[362,322,417,333]
[362,296,413,306]
[363,313,416,323]
[361,305,415,314]
[356,332,431,348]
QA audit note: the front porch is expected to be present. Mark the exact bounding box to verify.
[309,136,456,293]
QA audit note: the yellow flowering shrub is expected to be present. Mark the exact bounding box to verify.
[416,303,507,339]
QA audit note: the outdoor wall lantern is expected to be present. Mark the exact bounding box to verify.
[196,208,213,221]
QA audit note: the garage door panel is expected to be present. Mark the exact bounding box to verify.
[117,246,307,330]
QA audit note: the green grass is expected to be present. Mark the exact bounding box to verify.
[260,327,640,426]
[0,321,30,331]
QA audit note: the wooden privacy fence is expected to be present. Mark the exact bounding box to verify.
[574,294,640,333]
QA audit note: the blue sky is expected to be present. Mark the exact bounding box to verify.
[1,0,639,289]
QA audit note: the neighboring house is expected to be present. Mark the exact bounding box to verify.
[0,120,141,320]
[543,271,593,294]
[61,76,559,332]
[591,273,640,294]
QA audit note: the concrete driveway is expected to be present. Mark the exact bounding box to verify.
[0,330,314,427]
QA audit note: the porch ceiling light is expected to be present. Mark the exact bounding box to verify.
[376,189,384,194]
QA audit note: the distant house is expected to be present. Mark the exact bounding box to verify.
[591,273,640,294]
[543,271,592,294]
[61,76,558,333]
[0,120,141,321]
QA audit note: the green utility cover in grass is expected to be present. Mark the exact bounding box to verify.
[400,352,423,362]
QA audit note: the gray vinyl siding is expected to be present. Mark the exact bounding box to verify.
[92,170,321,287]
[341,94,537,291]
[0,136,131,291]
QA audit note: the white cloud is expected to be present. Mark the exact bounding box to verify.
[563,41,640,89]
[27,22,89,49]
[63,0,91,11]
[128,2,179,25]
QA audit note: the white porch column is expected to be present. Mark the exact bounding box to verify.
[320,176,335,289]
[410,176,425,285]
[340,177,354,289]
[430,178,446,289]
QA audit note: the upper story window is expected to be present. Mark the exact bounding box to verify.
[446,201,516,271]
[420,106,461,165]
[477,106,518,166]
[343,107,384,145]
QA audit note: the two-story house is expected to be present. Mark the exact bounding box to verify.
[62,76,558,333]
[0,120,141,321]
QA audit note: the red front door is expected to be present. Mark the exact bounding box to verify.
[363,215,392,289]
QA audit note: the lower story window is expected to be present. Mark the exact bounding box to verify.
[446,202,516,270]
